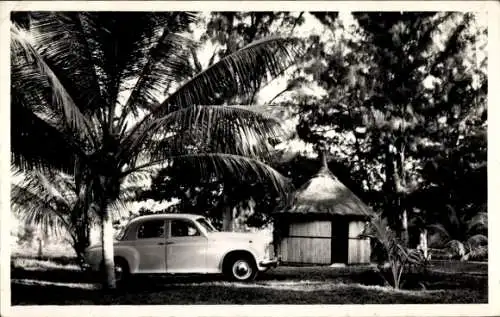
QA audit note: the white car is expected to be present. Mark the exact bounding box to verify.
[83,213,278,283]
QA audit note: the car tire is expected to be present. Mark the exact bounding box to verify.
[114,257,131,287]
[224,255,257,282]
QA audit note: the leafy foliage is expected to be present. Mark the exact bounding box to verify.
[281,11,486,248]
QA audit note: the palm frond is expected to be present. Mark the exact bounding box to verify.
[11,23,97,148]
[158,36,305,114]
[11,183,70,237]
[11,106,78,173]
[125,153,292,197]
[83,13,197,120]
[119,186,144,202]
[120,14,197,120]
[23,13,105,115]
[120,105,290,162]
[13,168,75,207]
[109,197,134,221]
[121,169,152,187]
[122,36,304,156]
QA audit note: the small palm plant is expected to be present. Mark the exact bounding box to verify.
[362,214,427,289]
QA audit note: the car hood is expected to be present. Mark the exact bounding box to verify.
[207,231,272,244]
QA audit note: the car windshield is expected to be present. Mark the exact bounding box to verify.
[114,226,127,240]
[196,217,218,232]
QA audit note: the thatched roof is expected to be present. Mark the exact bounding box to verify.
[276,165,373,218]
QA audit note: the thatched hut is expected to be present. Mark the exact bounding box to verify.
[273,153,374,265]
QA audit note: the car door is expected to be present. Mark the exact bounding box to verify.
[133,219,167,273]
[166,219,208,273]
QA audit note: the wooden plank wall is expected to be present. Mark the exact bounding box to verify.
[289,221,331,237]
[280,221,331,264]
[347,220,371,264]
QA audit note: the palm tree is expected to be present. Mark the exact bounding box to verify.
[11,12,304,289]
[11,168,136,266]
[11,168,92,264]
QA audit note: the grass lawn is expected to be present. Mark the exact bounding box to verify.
[10,255,487,305]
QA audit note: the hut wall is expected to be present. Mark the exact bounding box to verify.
[280,221,331,264]
[347,220,371,264]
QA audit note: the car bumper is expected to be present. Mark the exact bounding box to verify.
[259,258,279,268]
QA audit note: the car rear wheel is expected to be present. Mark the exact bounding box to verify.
[225,256,257,282]
[114,258,130,286]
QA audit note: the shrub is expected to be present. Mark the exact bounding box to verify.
[466,245,487,261]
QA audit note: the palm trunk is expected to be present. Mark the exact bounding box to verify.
[222,205,234,231]
[74,209,91,268]
[37,237,43,259]
[101,211,116,289]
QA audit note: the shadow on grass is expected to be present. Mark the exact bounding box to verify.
[10,257,488,305]
[12,277,487,305]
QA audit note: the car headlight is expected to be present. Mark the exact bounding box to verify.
[264,243,275,259]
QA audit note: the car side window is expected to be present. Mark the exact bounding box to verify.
[137,220,165,239]
[171,220,200,237]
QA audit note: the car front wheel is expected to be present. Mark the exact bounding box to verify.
[225,256,257,282]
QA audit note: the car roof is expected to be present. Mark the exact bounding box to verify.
[127,213,204,224]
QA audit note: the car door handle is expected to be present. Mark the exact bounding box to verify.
[158,242,175,245]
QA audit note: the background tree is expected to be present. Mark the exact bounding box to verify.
[280,12,487,250]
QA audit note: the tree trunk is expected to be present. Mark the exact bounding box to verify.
[222,205,234,231]
[401,208,409,246]
[384,140,409,246]
[221,192,235,231]
[419,229,428,259]
[383,142,399,230]
[101,210,116,289]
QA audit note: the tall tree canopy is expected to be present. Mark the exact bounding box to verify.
[270,11,487,248]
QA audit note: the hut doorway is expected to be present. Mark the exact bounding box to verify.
[330,218,348,264]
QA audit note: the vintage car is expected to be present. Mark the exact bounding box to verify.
[83,213,278,283]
